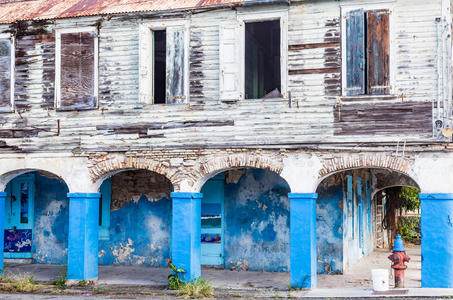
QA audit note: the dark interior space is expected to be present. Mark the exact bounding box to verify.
[153,30,166,104]
[245,20,281,99]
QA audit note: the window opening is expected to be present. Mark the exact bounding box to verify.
[245,20,281,99]
[20,182,29,224]
[153,30,166,104]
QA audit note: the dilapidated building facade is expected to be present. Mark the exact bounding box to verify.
[0,0,452,289]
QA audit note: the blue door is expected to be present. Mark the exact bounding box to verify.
[4,174,35,259]
[201,174,224,266]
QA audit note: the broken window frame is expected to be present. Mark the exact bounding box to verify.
[0,33,15,112]
[54,27,99,110]
[139,19,190,105]
[341,3,395,97]
[237,10,288,100]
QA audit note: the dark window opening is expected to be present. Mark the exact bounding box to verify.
[153,30,166,104]
[245,20,281,99]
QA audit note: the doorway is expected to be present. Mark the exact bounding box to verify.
[4,174,35,259]
[201,174,224,266]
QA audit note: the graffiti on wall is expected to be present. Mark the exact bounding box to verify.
[4,229,32,252]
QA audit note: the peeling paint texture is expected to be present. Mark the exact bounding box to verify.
[98,195,171,267]
[32,174,69,264]
[224,169,290,272]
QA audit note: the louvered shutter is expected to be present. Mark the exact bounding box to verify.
[166,26,186,104]
[367,10,390,95]
[345,9,365,96]
[219,22,241,100]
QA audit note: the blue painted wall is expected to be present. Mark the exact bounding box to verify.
[32,173,69,264]
[316,184,343,274]
[98,195,171,267]
[223,169,290,272]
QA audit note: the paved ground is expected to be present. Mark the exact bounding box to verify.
[1,245,448,299]
[3,246,422,290]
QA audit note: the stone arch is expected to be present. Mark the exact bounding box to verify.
[89,156,179,191]
[0,168,69,192]
[317,153,413,184]
[192,153,284,192]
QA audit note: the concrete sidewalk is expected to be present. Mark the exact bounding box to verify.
[3,246,422,290]
[2,245,448,299]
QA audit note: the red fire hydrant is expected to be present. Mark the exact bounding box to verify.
[388,234,410,288]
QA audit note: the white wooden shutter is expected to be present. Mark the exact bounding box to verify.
[166,26,186,104]
[139,24,153,103]
[219,22,241,100]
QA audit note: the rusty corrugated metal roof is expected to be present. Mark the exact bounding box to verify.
[0,0,256,24]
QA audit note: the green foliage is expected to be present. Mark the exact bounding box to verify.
[398,217,421,243]
[178,278,214,299]
[52,270,67,288]
[0,273,37,292]
[399,186,420,211]
[168,265,214,298]
[168,263,186,290]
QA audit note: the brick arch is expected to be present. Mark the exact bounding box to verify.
[89,156,179,190]
[318,153,413,180]
[192,153,284,192]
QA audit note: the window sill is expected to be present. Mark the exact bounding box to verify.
[0,107,14,113]
[340,94,398,103]
[56,106,99,112]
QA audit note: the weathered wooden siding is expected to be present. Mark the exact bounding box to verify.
[0,0,447,154]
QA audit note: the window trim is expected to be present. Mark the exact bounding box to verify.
[340,2,396,97]
[0,33,15,112]
[54,26,99,110]
[139,19,190,105]
[237,10,288,100]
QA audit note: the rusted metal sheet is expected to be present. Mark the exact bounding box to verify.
[367,10,390,95]
[60,32,96,109]
[0,0,255,24]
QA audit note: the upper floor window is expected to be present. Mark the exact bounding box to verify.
[342,6,392,96]
[219,10,288,101]
[55,27,98,110]
[139,21,189,104]
[0,34,14,111]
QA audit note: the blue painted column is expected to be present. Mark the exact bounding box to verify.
[419,193,453,288]
[171,192,202,282]
[0,192,5,274]
[289,193,318,289]
[67,193,101,281]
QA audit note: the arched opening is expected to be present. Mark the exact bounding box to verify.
[1,169,69,279]
[315,167,421,288]
[199,168,291,286]
[95,169,173,283]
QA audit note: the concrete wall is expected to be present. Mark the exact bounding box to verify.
[223,169,291,272]
[32,173,69,264]
[316,181,343,274]
[98,195,171,267]
[98,171,172,267]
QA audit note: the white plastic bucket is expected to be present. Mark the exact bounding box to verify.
[371,269,389,291]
